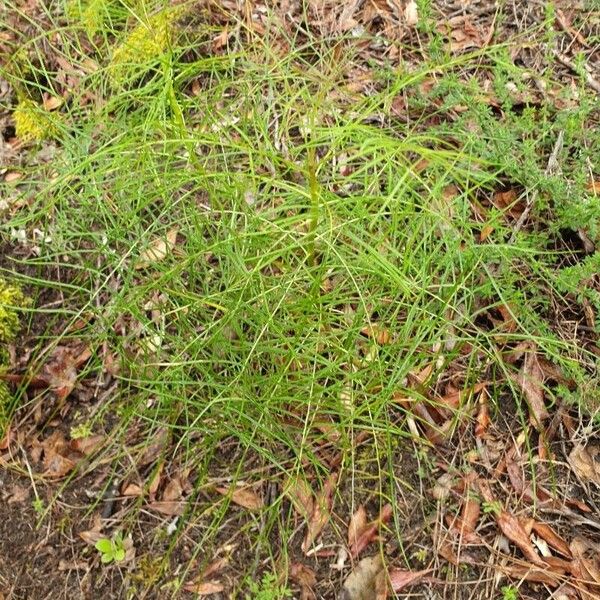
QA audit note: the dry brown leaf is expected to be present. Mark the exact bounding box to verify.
[437,541,478,566]
[43,96,63,111]
[517,345,548,429]
[340,555,385,600]
[360,324,391,345]
[162,476,184,502]
[69,434,105,456]
[479,224,494,242]
[568,445,600,486]
[41,431,78,478]
[182,580,224,595]
[139,429,168,466]
[79,514,103,545]
[496,510,544,565]
[587,179,600,195]
[348,506,368,550]
[442,16,485,52]
[349,504,393,557]
[500,564,562,586]
[531,521,572,559]
[448,497,481,543]
[475,389,490,438]
[216,485,264,511]
[284,475,315,519]
[122,482,143,497]
[302,472,338,554]
[211,27,229,51]
[135,227,178,270]
[147,500,185,516]
[439,382,488,411]
[290,563,317,600]
[388,568,431,592]
[570,536,600,585]
[4,171,22,183]
[42,345,92,402]
[184,557,228,595]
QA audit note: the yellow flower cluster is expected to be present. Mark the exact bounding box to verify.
[13,99,50,143]
[109,6,185,83]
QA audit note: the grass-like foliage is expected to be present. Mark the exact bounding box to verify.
[1,0,599,592]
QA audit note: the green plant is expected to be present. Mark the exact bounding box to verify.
[95,533,127,564]
[246,573,291,600]
[70,422,94,439]
[501,584,519,600]
[0,279,28,432]
[482,500,503,516]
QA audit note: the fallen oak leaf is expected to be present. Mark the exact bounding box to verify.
[1,345,93,402]
[121,482,143,497]
[302,472,338,554]
[162,476,184,502]
[40,430,80,478]
[216,485,263,511]
[570,536,600,586]
[437,541,478,566]
[79,514,104,545]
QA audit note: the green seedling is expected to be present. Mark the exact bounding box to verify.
[95,533,126,564]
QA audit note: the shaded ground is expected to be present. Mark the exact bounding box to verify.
[2,1,600,599]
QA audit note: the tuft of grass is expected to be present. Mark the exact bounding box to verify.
[1,0,599,593]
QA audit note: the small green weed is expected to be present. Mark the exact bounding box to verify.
[246,573,291,600]
[501,585,519,600]
[482,500,503,516]
[95,533,126,564]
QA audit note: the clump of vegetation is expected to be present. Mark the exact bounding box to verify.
[67,0,111,38]
[108,5,186,83]
[12,98,56,142]
[246,573,292,600]
[0,279,28,429]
